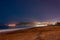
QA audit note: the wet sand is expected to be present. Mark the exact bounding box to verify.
[0,26,60,40]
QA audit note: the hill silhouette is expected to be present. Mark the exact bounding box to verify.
[55,22,60,26]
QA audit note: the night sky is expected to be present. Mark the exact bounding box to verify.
[0,0,60,24]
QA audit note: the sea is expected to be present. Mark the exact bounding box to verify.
[0,25,34,32]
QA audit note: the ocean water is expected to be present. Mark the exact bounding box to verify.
[0,26,9,30]
[0,25,34,30]
[0,26,34,32]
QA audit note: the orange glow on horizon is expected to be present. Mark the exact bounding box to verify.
[8,24,16,27]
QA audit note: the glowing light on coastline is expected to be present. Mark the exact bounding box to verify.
[35,24,47,27]
[32,22,48,27]
[8,24,16,27]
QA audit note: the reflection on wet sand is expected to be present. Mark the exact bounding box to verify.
[0,26,60,40]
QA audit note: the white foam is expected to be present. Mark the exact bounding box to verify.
[0,28,25,32]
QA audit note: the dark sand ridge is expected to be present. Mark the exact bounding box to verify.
[0,26,60,40]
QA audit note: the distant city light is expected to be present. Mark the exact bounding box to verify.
[34,24,47,27]
[7,21,57,28]
[32,22,48,27]
[8,24,16,27]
